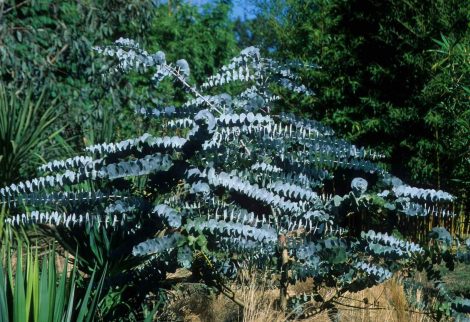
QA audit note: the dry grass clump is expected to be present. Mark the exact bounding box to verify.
[163,273,441,322]
[158,279,240,322]
[312,279,434,322]
[236,270,285,322]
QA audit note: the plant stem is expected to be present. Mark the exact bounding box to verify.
[279,234,289,311]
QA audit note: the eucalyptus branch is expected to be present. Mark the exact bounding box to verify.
[163,64,223,115]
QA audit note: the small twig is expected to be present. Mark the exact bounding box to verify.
[332,300,387,310]
[286,288,345,319]
[3,0,28,14]
[194,251,245,309]
[332,299,432,316]
[239,139,251,155]
[7,26,30,32]
[164,65,222,114]
[340,300,434,316]
[374,282,386,303]
[0,1,4,22]
[338,294,369,304]
[214,282,245,308]
[47,44,69,65]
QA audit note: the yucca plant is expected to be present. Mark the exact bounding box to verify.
[0,238,105,322]
[0,84,62,186]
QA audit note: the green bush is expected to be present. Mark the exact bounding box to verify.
[1,40,469,320]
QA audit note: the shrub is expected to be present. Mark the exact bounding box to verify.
[1,40,469,320]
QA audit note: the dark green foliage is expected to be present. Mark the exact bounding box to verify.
[242,0,469,210]
[147,0,239,84]
[0,0,239,192]
[416,34,469,207]
[127,0,240,128]
[0,0,154,147]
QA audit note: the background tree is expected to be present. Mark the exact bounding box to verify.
[0,0,238,181]
[416,34,469,215]
[0,0,155,151]
[240,0,469,211]
[128,0,239,131]
[148,0,238,84]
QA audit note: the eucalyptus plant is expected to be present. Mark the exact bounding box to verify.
[1,39,468,320]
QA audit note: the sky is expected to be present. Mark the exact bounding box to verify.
[189,0,257,19]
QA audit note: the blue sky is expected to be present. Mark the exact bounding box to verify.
[190,0,257,19]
